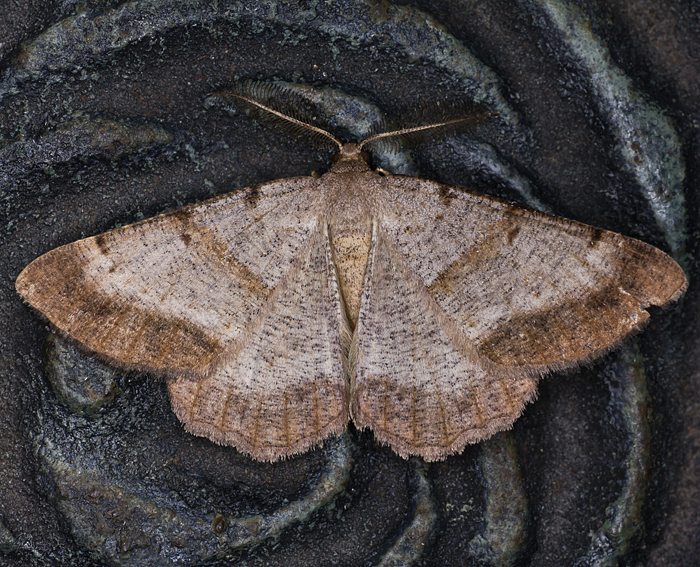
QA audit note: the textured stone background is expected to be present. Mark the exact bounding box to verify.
[0,1,698,566]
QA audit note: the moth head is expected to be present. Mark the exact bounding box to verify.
[337,142,362,160]
[327,143,373,174]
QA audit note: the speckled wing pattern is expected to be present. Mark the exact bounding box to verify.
[167,225,350,461]
[16,176,351,460]
[351,176,686,459]
[16,166,687,462]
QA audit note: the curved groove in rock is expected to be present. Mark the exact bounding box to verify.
[222,434,354,551]
[377,461,437,567]
[469,433,528,566]
[432,137,552,212]
[575,342,650,565]
[38,433,353,565]
[0,0,515,125]
[531,0,687,257]
[0,117,173,186]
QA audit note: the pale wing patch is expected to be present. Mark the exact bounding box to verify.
[168,227,350,461]
[15,177,323,376]
[351,227,537,461]
[377,176,687,370]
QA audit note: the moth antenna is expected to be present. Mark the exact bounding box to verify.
[229,92,344,151]
[358,112,495,150]
[363,114,391,140]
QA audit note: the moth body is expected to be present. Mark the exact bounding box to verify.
[16,103,687,462]
[325,148,375,327]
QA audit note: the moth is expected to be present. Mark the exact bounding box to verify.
[16,94,687,462]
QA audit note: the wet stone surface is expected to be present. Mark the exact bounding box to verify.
[1,1,698,565]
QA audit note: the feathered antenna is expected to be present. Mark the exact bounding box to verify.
[231,92,344,151]
[358,112,495,150]
[209,81,343,151]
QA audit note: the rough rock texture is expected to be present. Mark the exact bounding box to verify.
[1,1,697,565]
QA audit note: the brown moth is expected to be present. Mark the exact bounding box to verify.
[16,96,687,462]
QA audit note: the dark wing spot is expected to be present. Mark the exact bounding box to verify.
[94,234,109,255]
[506,225,521,245]
[171,208,193,224]
[589,228,603,247]
[438,185,453,206]
[244,185,262,208]
[180,232,192,246]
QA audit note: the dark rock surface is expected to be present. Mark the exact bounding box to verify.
[1,1,697,565]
